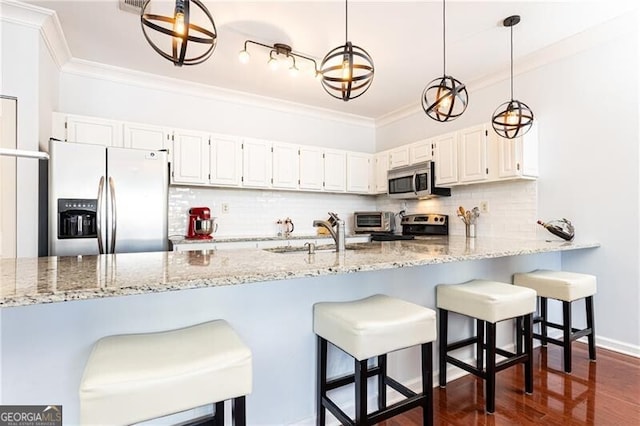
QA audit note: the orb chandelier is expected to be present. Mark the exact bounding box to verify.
[140,0,217,66]
[491,15,534,139]
[320,0,374,101]
[422,0,468,122]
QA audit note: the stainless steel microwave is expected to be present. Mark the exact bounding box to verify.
[387,161,451,199]
[353,211,395,234]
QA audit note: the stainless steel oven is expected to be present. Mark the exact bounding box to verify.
[387,161,451,199]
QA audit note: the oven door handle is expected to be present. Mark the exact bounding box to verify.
[412,171,418,195]
[96,176,105,255]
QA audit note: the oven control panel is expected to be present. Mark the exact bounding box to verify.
[401,214,448,236]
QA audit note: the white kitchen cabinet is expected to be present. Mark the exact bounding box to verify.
[433,132,458,185]
[272,142,299,190]
[171,129,209,185]
[346,152,372,194]
[209,134,242,186]
[389,146,410,169]
[64,114,123,147]
[374,151,390,194]
[242,138,272,188]
[496,122,539,179]
[458,124,489,183]
[299,146,324,191]
[409,139,432,164]
[123,122,170,151]
[323,149,346,192]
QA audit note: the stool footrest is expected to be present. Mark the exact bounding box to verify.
[325,365,382,392]
[385,376,417,399]
[446,336,477,351]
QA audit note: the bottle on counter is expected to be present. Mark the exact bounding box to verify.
[537,219,575,241]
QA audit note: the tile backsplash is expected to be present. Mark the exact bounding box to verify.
[169,179,538,240]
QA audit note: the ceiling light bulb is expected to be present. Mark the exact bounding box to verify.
[268,57,279,71]
[438,93,452,112]
[173,11,185,37]
[505,109,520,125]
[238,49,250,64]
[289,64,299,77]
[341,59,351,81]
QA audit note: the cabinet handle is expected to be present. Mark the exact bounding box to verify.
[517,163,520,171]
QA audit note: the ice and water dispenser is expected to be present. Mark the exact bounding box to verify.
[57,198,98,239]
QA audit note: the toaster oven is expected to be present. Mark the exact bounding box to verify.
[353,211,395,234]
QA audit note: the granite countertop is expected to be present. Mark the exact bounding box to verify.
[169,233,358,245]
[0,237,599,308]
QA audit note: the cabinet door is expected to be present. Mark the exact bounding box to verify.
[209,134,242,186]
[389,146,410,169]
[433,132,458,185]
[497,122,539,179]
[323,149,346,192]
[346,152,372,194]
[458,124,488,183]
[66,115,123,147]
[410,140,432,164]
[172,130,209,185]
[123,122,170,151]
[374,151,390,194]
[272,142,299,189]
[299,146,324,191]
[242,138,272,188]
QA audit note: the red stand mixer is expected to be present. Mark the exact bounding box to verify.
[186,207,216,240]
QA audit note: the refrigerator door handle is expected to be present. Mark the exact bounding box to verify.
[109,176,117,254]
[96,177,105,254]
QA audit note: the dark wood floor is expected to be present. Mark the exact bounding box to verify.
[382,343,640,425]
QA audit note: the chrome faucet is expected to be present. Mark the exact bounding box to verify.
[313,212,346,252]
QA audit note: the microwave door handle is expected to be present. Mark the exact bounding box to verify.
[108,177,117,254]
[96,176,105,254]
[412,172,418,195]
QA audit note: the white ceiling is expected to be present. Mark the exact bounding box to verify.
[27,0,636,119]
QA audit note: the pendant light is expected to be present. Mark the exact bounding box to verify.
[421,0,468,122]
[491,15,534,139]
[320,0,374,101]
[141,0,217,66]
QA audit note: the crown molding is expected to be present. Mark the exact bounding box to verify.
[375,11,636,128]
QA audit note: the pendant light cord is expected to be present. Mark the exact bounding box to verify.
[345,0,348,43]
[442,0,446,75]
[510,23,514,101]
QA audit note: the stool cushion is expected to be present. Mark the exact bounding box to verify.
[437,280,536,323]
[513,270,597,302]
[313,294,436,361]
[79,320,252,425]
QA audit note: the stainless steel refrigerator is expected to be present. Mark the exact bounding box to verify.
[48,139,169,256]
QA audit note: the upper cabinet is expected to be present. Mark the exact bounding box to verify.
[374,151,390,194]
[495,122,539,180]
[54,113,123,147]
[209,134,242,187]
[123,122,170,151]
[433,132,458,186]
[298,146,324,191]
[272,142,299,190]
[242,138,272,188]
[458,124,488,184]
[346,152,372,194]
[171,129,210,185]
[389,146,410,169]
[323,149,347,192]
[409,139,433,164]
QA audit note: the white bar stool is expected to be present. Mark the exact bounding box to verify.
[314,294,437,425]
[514,269,597,373]
[437,279,536,413]
[79,320,252,425]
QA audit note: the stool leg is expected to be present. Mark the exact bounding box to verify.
[524,313,534,395]
[586,296,597,361]
[421,342,434,426]
[214,401,225,426]
[355,358,368,425]
[476,319,485,370]
[516,316,523,355]
[563,301,572,373]
[438,309,448,387]
[540,297,548,346]
[316,336,327,426]
[232,396,246,426]
[378,354,387,410]
[486,321,496,414]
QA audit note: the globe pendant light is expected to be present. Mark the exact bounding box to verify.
[320,0,374,101]
[491,15,534,139]
[422,0,468,121]
[141,0,217,66]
